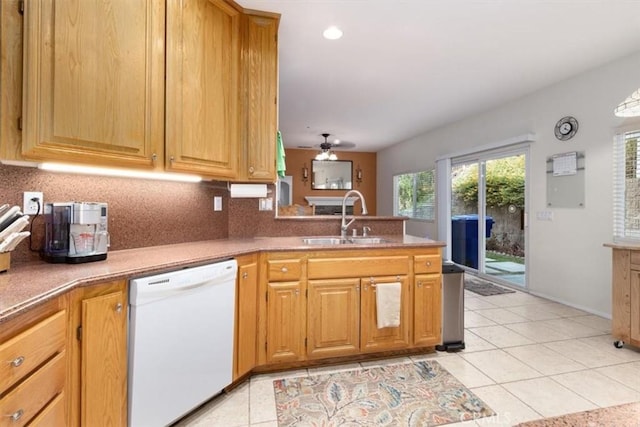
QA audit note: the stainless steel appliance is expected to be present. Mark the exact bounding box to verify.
[128,259,238,426]
[42,202,109,263]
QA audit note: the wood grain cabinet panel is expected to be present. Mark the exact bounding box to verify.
[0,351,66,427]
[360,276,411,352]
[413,274,442,347]
[21,0,165,168]
[68,281,127,427]
[0,310,66,393]
[165,0,241,178]
[235,255,259,379]
[266,281,306,363]
[307,278,360,359]
[239,11,279,182]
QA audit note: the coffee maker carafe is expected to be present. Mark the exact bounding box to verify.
[43,202,109,263]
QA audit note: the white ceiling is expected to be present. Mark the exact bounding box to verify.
[238,0,640,152]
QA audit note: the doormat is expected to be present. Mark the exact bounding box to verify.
[273,360,494,426]
[465,275,515,296]
[515,401,640,427]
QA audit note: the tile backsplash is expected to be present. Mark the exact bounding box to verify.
[0,164,228,263]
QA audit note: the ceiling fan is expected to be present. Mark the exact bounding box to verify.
[314,133,356,161]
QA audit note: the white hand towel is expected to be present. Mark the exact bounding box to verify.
[376,282,401,329]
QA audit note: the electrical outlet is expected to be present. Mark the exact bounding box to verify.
[23,191,44,215]
[214,196,222,211]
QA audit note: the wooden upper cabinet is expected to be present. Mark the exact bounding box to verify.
[165,0,241,179]
[239,11,279,182]
[21,0,165,168]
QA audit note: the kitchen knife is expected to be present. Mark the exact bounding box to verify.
[0,206,21,232]
[0,215,29,242]
[0,231,30,252]
[0,204,9,217]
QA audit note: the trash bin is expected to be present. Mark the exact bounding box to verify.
[436,261,465,352]
[451,214,494,269]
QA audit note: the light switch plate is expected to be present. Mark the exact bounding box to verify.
[213,196,222,211]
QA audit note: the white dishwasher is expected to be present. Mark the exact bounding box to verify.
[128,259,238,427]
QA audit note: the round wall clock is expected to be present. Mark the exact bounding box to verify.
[554,116,578,141]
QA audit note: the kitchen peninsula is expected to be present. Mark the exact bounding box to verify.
[0,235,444,427]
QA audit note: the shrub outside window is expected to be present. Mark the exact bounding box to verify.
[394,170,435,220]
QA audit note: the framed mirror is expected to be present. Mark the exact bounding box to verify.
[312,160,353,190]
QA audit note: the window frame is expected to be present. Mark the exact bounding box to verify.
[393,169,436,221]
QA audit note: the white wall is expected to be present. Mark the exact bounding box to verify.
[377,51,640,316]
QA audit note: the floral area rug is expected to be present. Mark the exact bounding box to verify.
[273,361,494,426]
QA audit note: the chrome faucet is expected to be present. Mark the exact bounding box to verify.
[341,190,368,238]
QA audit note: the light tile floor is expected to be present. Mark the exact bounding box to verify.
[175,287,640,427]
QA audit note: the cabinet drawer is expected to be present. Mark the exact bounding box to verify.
[0,310,66,394]
[630,250,640,267]
[0,351,66,427]
[26,392,65,427]
[308,256,410,279]
[414,255,441,274]
[267,259,302,281]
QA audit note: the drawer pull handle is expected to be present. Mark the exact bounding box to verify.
[10,409,24,422]
[426,261,432,267]
[242,272,248,279]
[115,303,123,313]
[281,266,288,273]
[417,281,422,288]
[11,356,25,368]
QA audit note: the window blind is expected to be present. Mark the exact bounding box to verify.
[613,130,640,242]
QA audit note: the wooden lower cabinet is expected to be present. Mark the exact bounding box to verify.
[413,274,442,346]
[68,281,127,427]
[265,281,306,363]
[235,254,259,379]
[360,275,411,352]
[260,248,443,367]
[307,278,360,359]
[0,297,68,427]
[610,247,640,349]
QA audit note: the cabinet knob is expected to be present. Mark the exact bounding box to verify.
[295,289,299,296]
[249,166,255,174]
[10,409,24,422]
[426,261,432,267]
[151,153,157,163]
[115,303,123,313]
[281,266,288,273]
[11,356,25,367]
[242,272,248,279]
[417,281,422,288]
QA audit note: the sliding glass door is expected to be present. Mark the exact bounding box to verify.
[450,149,527,288]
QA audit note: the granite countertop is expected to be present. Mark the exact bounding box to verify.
[0,235,444,323]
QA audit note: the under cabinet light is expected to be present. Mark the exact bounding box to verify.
[38,162,202,183]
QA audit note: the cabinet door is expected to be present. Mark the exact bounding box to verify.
[240,12,279,182]
[360,276,410,352]
[631,270,640,344]
[413,274,442,347]
[307,278,360,359]
[22,0,165,168]
[266,281,305,363]
[81,290,127,427]
[166,0,240,179]
[235,256,258,379]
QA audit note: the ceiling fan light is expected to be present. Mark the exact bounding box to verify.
[328,152,338,161]
[615,88,640,117]
[323,26,343,40]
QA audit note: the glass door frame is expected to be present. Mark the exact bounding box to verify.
[446,145,529,289]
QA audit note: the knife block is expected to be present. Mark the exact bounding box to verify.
[0,252,10,273]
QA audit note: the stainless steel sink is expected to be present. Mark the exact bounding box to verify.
[348,237,388,244]
[302,237,350,245]
[301,236,388,245]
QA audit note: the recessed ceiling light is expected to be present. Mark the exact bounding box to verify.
[323,26,343,40]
